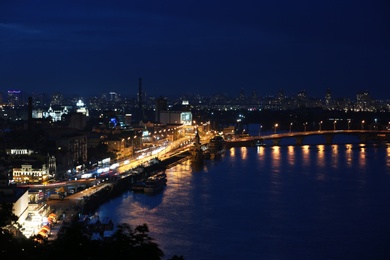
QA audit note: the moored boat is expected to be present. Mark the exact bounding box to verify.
[207,135,226,159]
[131,171,167,193]
[144,173,167,193]
[131,181,146,192]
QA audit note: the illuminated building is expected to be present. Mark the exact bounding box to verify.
[160,110,193,125]
[12,162,50,184]
[43,105,69,121]
[76,99,89,116]
[0,179,30,234]
[7,90,22,107]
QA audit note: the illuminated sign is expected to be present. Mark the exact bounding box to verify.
[181,112,192,125]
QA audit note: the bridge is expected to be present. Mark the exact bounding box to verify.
[225,130,390,147]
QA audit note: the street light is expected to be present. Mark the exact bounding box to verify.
[258,124,263,136]
[361,120,365,130]
[274,123,278,134]
[289,123,293,133]
[319,121,322,131]
[348,119,351,130]
[304,122,307,132]
[333,120,337,131]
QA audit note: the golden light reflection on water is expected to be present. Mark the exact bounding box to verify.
[269,146,281,195]
[316,145,325,168]
[240,147,248,160]
[315,145,326,181]
[358,144,366,168]
[169,161,191,177]
[387,145,390,170]
[359,143,366,153]
[287,146,295,167]
[359,153,366,168]
[345,144,353,167]
[302,145,310,167]
[330,144,339,167]
[256,146,265,157]
[228,147,235,157]
[271,146,280,172]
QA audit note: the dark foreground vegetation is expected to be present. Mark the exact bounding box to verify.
[0,203,184,260]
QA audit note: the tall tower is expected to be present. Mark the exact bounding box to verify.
[28,96,32,131]
[137,77,146,121]
[138,77,143,109]
[325,88,332,109]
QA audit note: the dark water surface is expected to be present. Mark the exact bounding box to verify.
[98,142,390,260]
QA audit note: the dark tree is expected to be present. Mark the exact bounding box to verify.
[0,202,18,227]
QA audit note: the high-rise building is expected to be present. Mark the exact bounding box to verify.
[7,90,22,106]
[137,77,146,121]
[137,77,143,108]
[356,90,372,111]
[239,88,245,100]
[109,92,120,102]
[51,92,64,106]
[296,90,307,108]
[325,88,332,109]
[155,96,167,122]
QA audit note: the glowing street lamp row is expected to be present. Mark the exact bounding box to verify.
[258,119,385,134]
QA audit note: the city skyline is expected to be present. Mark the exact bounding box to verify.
[1,86,389,103]
[1,1,389,98]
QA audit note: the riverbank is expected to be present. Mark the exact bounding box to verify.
[45,151,192,240]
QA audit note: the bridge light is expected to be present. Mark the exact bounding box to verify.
[333,120,337,131]
[289,123,293,133]
[304,122,308,132]
[361,120,365,130]
[274,123,278,134]
[348,119,351,130]
[319,121,323,131]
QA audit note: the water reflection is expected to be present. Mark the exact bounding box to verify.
[131,191,164,210]
[256,145,265,157]
[191,162,205,173]
[228,147,235,157]
[302,145,310,167]
[271,146,280,172]
[97,143,390,260]
[287,145,295,168]
[387,145,390,169]
[345,144,353,167]
[317,144,325,168]
[358,144,366,168]
[331,144,339,168]
[240,147,248,160]
[270,146,281,197]
[316,145,326,181]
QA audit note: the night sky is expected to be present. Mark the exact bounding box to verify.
[1,0,389,99]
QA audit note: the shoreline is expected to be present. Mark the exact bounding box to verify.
[45,152,191,240]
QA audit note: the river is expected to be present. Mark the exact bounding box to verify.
[98,134,390,260]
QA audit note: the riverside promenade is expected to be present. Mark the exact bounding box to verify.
[45,150,192,240]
